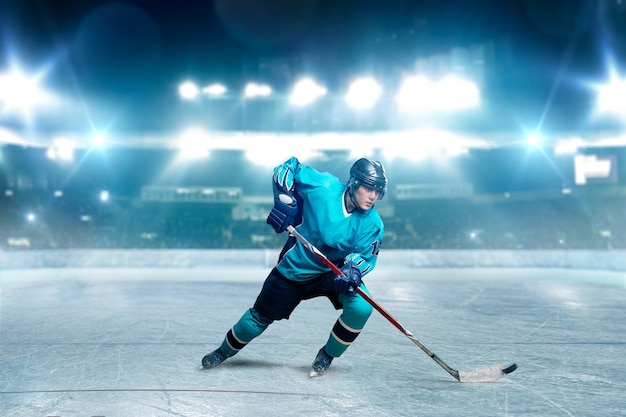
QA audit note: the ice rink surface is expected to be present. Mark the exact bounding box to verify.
[1,267,625,417]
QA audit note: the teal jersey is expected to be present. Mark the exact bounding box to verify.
[275,157,384,281]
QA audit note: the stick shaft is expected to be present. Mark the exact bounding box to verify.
[286,225,461,381]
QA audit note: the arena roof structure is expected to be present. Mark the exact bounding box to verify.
[0,0,625,153]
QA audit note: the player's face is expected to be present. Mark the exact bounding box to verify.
[353,185,380,211]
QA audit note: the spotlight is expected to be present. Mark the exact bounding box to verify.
[178,81,199,100]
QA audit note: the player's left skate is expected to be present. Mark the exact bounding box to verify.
[309,347,333,377]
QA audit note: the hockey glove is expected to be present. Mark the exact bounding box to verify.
[267,184,301,233]
[272,163,296,193]
[334,261,362,294]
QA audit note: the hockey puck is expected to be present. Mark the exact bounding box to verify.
[502,363,518,374]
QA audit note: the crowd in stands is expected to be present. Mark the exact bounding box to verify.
[387,194,625,250]
[2,188,625,251]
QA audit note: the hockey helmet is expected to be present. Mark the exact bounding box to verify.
[348,158,388,200]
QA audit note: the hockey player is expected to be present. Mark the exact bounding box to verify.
[201,156,387,377]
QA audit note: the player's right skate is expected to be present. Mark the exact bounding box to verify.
[309,347,333,377]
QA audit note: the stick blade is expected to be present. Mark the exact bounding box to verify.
[458,363,517,383]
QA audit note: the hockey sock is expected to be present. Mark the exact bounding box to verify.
[324,316,364,357]
[220,308,273,356]
[324,291,373,357]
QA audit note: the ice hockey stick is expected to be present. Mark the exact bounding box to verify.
[287,225,517,383]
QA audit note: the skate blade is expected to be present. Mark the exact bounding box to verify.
[309,367,329,378]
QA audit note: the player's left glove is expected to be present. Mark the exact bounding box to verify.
[334,260,362,294]
[266,183,301,233]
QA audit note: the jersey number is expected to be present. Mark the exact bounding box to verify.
[370,240,381,256]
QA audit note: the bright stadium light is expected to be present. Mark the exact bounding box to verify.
[289,78,327,107]
[0,66,56,118]
[178,128,211,159]
[0,127,23,146]
[202,83,227,97]
[596,78,626,116]
[244,143,321,167]
[244,146,290,166]
[178,81,200,100]
[395,75,479,113]
[92,133,105,148]
[46,138,75,162]
[395,75,432,112]
[438,76,480,110]
[527,133,542,147]
[344,77,383,110]
[244,82,272,98]
[381,129,476,161]
[0,71,42,108]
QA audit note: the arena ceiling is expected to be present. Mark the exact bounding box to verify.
[1,0,626,151]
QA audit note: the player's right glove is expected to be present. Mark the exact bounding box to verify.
[334,261,362,294]
[266,183,301,233]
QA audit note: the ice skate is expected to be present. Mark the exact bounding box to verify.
[309,347,333,378]
[200,348,229,370]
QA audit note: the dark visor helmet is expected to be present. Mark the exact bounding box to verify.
[348,158,388,200]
